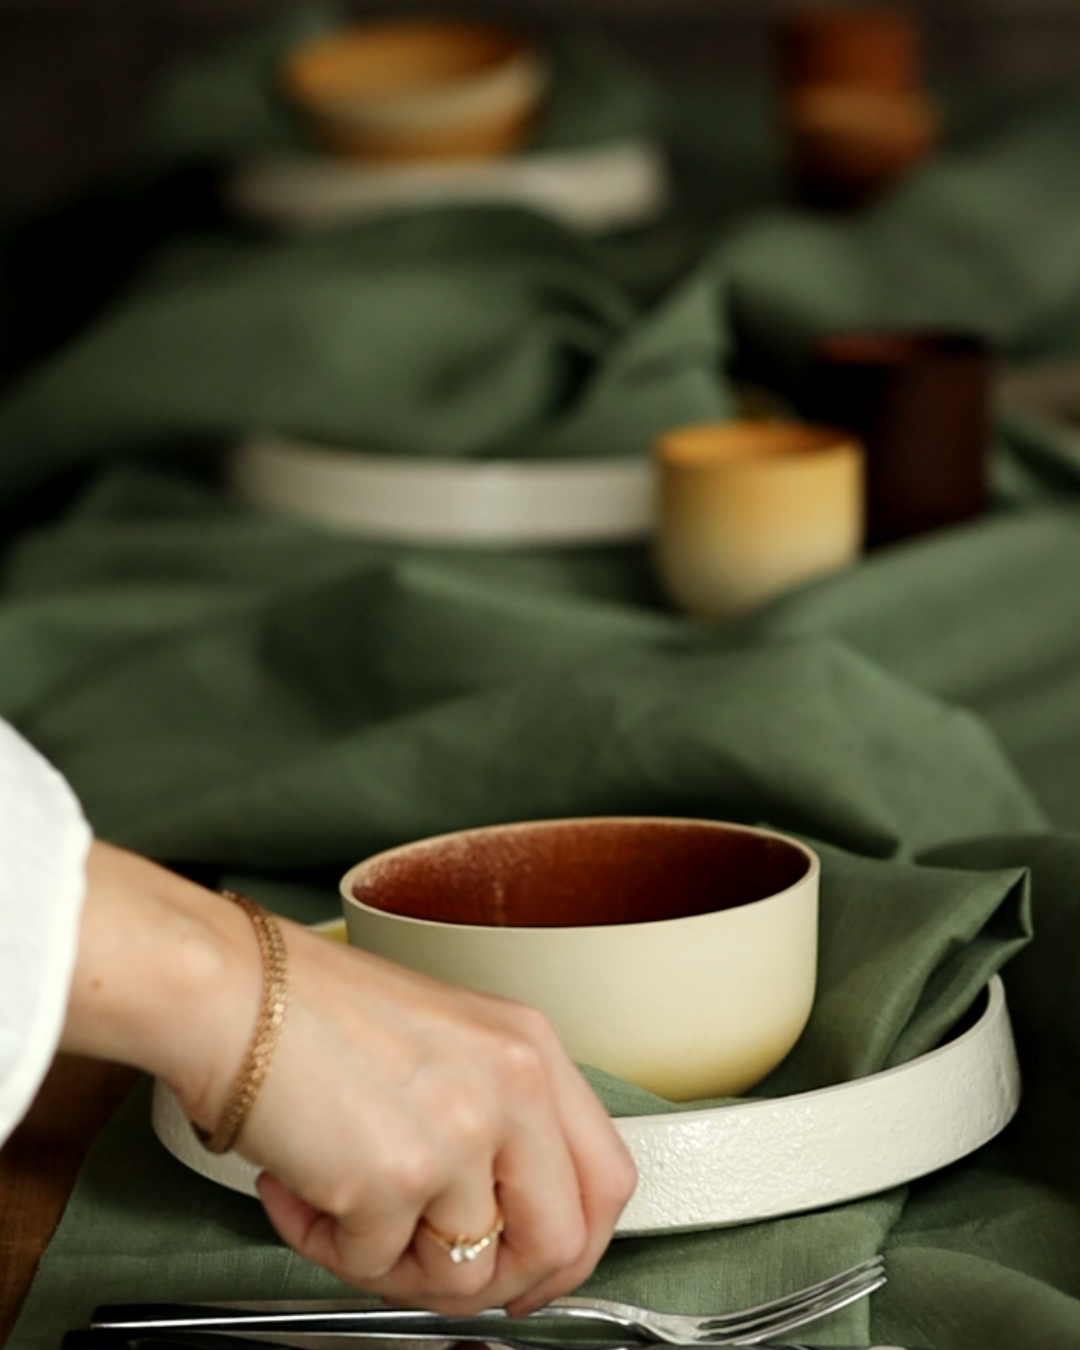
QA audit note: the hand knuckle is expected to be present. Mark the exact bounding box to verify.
[496,1034,548,1098]
[512,1002,562,1051]
[541,1217,589,1271]
[610,1144,639,1205]
[379,1138,441,1203]
[434,1086,494,1155]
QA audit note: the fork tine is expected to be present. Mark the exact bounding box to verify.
[712,1261,885,1341]
[720,1268,887,1346]
[696,1260,886,1345]
[693,1256,884,1335]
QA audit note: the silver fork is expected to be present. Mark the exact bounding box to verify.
[91,1255,886,1347]
[533,1255,886,1344]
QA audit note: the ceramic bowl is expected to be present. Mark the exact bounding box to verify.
[654,420,864,619]
[279,18,547,163]
[340,817,819,1101]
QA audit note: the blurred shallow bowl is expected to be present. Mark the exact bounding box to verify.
[279,18,548,162]
[340,816,820,1101]
[226,139,669,236]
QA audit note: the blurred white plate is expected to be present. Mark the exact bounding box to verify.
[226,138,668,234]
[228,434,656,545]
[153,963,1019,1236]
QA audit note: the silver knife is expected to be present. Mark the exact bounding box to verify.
[67,1334,918,1350]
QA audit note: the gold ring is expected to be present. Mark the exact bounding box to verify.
[420,1211,505,1265]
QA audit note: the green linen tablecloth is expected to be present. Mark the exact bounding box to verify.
[4,12,1080,1350]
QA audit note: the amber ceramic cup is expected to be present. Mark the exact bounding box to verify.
[806,330,991,549]
[655,420,864,619]
[783,84,938,208]
[279,18,547,163]
[341,817,819,1102]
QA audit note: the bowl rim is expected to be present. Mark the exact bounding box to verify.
[339,815,820,934]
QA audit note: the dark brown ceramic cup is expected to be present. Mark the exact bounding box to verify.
[777,4,924,94]
[776,4,936,207]
[806,330,991,549]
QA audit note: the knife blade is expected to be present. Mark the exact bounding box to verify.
[90,1307,514,1336]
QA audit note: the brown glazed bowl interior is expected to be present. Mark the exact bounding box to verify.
[346,816,811,929]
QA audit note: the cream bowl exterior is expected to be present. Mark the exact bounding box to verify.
[340,817,819,1102]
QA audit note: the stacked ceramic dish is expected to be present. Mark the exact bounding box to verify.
[227,16,668,235]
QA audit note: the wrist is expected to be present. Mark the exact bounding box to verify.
[62,841,263,1133]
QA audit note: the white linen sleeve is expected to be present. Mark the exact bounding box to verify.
[0,718,92,1144]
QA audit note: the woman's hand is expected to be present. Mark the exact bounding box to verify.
[63,841,637,1314]
[241,922,636,1314]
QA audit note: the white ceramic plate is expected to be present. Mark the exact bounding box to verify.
[998,357,1080,421]
[227,435,656,545]
[152,948,1020,1236]
[226,138,669,235]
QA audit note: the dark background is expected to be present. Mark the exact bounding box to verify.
[3,0,1080,213]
